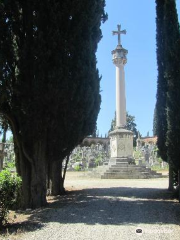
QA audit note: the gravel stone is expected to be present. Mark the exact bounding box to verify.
[3,173,180,240]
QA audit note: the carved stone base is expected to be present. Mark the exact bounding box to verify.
[109,157,135,166]
[109,128,133,159]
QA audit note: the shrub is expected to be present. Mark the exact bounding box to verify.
[74,165,81,171]
[4,161,15,170]
[0,169,22,228]
[95,156,102,166]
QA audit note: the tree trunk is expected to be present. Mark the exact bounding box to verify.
[168,164,174,191]
[62,155,70,186]
[20,156,32,208]
[9,116,48,209]
[14,141,21,176]
[0,158,2,171]
[46,161,51,195]
[178,169,180,203]
[51,160,65,196]
[0,128,7,171]
[20,159,47,209]
[30,140,47,208]
[0,145,4,171]
[31,162,47,208]
[15,140,47,209]
[2,128,7,143]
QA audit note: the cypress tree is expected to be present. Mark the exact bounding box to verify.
[164,0,180,200]
[0,0,107,208]
[155,0,168,163]
[153,105,157,136]
[155,0,176,190]
[47,0,107,195]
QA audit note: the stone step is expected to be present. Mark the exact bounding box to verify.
[105,170,162,178]
[150,170,162,175]
[106,169,145,173]
[109,164,129,168]
[108,166,147,171]
[101,173,149,179]
[101,172,163,179]
[145,170,162,176]
[109,164,143,167]
[89,159,165,179]
[102,166,163,175]
[114,162,129,165]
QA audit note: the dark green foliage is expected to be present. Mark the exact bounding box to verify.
[0,0,107,208]
[153,106,157,136]
[155,0,180,193]
[0,169,22,228]
[164,0,180,169]
[109,112,116,132]
[155,0,168,163]
[155,0,180,166]
[126,113,138,146]
[92,124,98,138]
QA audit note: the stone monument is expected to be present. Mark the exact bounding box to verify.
[109,24,133,165]
[87,24,164,179]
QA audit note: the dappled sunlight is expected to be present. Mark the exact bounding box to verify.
[24,186,180,226]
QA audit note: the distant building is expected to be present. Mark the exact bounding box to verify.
[136,136,157,148]
[81,137,109,147]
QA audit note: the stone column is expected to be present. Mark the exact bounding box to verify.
[109,25,134,163]
[116,61,126,127]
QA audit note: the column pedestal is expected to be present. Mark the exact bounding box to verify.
[109,128,134,165]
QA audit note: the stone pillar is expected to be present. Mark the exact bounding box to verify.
[116,61,126,127]
[112,44,128,128]
[109,25,134,164]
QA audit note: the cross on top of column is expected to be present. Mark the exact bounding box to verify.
[112,24,126,46]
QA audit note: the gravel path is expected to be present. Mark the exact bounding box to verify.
[2,173,180,240]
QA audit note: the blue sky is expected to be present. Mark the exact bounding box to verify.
[96,0,180,137]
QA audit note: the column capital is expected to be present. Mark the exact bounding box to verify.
[113,58,126,67]
[112,46,128,66]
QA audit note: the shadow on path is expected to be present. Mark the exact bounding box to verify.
[27,186,180,227]
[2,186,180,236]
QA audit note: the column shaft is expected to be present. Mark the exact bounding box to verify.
[116,64,126,127]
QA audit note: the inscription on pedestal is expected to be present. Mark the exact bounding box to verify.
[109,129,133,158]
